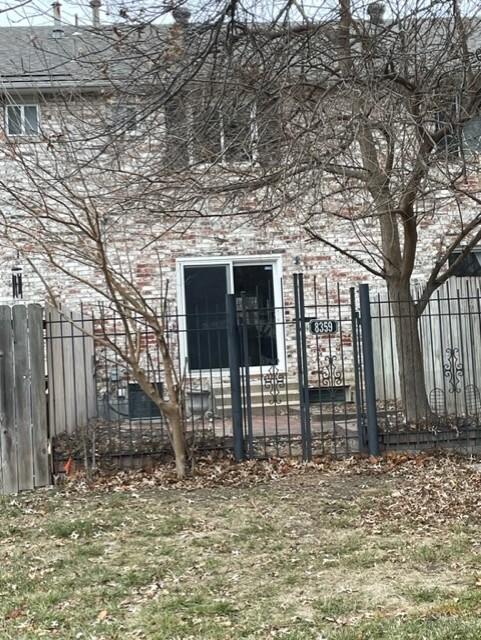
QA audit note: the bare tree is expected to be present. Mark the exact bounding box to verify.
[4,0,481,439]
[150,0,481,421]
[0,79,193,474]
[1,183,188,478]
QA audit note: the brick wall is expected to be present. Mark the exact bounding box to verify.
[0,92,479,387]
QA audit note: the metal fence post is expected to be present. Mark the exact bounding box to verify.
[350,288,367,454]
[240,293,255,459]
[359,284,379,456]
[294,273,312,461]
[226,294,244,461]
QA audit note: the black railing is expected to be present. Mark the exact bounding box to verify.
[45,276,481,471]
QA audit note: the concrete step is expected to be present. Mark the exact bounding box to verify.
[186,379,353,416]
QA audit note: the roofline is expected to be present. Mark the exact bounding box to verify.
[0,80,116,94]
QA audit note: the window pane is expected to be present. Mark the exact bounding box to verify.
[256,95,281,162]
[114,105,137,132]
[234,265,277,366]
[164,99,190,168]
[191,93,222,163]
[222,99,252,163]
[24,106,39,134]
[184,265,229,370]
[449,252,481,276]
[7,106,21,135]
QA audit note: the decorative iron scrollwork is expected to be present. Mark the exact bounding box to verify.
[443,348,464,394]
[263,363,285,405]
[320,355,343,388]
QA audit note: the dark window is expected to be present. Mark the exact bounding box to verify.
[183,262,278,370]
[190,90,222,163]
[255,94,281,163]
[190,89,257,165]
[448,251,481,276]
[113,104,137,133]
[220,96,253,163]
[234,265,277,367]
[164,96,190,168]
[436,111,458,156]
[184,265,229,370]
[463,116,481,154]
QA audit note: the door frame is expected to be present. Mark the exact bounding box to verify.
[176,254,285,374]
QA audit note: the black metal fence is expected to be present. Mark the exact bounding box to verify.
[370,278,481,453]
[46,275,481,471]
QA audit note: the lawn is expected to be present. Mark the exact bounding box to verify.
[2,453,481,639]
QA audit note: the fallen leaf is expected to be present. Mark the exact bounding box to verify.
[5,609,24,620]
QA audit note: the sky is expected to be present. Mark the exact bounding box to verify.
[0,0,166,27]
[2,0,480,29]
[0,0,333,28]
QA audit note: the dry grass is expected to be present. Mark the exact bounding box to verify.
[2,455,481,638]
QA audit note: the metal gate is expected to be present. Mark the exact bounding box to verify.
[226,274,379,460]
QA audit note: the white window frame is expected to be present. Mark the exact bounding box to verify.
[177,254,285,373]
[5,103,40,137]
[218,103,258,165]
[189,99,258,167]
[111,102,138,135]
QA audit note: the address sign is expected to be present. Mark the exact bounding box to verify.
[308,319,338,335]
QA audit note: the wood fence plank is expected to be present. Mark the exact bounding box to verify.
[29,305,49,488]
[72,312,96,428]
[46,306,66,436]
[13,305,34,491]
[62,310,77,433]
[45,305,97,437]
[0,306,17,494]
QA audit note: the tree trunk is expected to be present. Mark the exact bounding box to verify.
[157,333,187,478]
[164,402,186,478]
[387,279,432,422]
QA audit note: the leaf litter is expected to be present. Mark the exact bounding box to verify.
[3,450,481,637]
[61,451,481,532]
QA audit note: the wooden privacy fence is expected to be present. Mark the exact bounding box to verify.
[45,305,96,437]
[0,304,49,495]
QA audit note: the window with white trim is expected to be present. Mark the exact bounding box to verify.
[6,104,40,136]
[178,256,284,371]
[164,86,281,168]
[111,102,138,134]
[191,91,256,164]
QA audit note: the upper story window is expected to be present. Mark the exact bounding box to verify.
[6,104,40,137]
[164,86,281,169]
[191,91,256,165]
[111,102,138,135]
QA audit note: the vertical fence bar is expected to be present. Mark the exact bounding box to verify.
[350,288,366,453]
[241,293,254,459]
[226,294,244,461]
[294,273,312,461]
[294,274,305,454]
[359,284,379,456]
[299,275,312,460]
